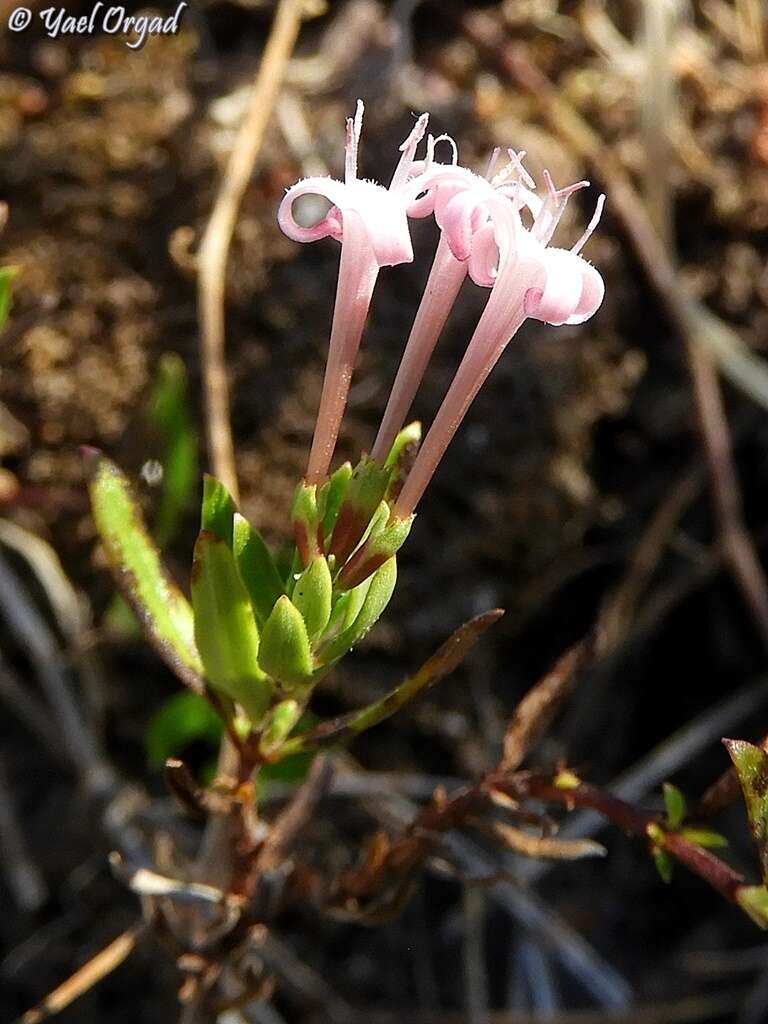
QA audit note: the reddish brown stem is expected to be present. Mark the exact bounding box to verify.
[517,777,746,904]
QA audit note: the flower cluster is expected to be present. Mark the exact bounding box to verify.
[85,102,607,754]
[279,100,605,534]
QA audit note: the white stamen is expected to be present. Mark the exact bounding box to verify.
[344,100,365,184]
[484,147,501,180]
[431,133,459,166]
[506,149,535,190]
[572,193,606,255]
[390,112,430,190]
[533,172,590,245]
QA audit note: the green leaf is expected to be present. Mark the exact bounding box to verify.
[652,847,673,884]
[259,698,303,758]
[663,782,686,830]
[284,608,504,754]
[232,512,284,625]
[679,827,728,849]
[292,556,332,640]
[0,266,17,332]
[725,738,768,882]
[384,421,422,469]
[191,530,271,723]
[146,691,222,770]
[146,353,198,548]
[201,475,237,547]
[384,420,421,503]
[319,462,352,539]
[317,556,398,665]
[258,595,314,689]
[737,885,768,929]
[86,451,203,692]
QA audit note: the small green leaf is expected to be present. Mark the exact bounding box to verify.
[293,556,332,640]
[232,512,284,625]
[679,827,728,849]
[259,698,303,758]
[737,885,768,929]
[652,847,673,884]
[384,421,422,469]
[146,353,198,548]
[663,782,686,830]
[146,691,222,770]
[191,531,271,723]
[201,475,237,547]
[86,451,203,691]
[318,557,397,665]
[0,266,17,332]
[259,595,314,688]
[319,462,352,539]
[384,420,421,502]
[725,738,768,882]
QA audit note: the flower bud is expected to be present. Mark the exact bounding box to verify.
[292,555,333,640]
[258,595,314,689]
[329,456,391,565]
[316,557,397,666]
[291,481,323,566]
[338,514,413,590]
[318,461,353,538]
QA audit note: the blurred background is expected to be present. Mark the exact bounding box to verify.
[2,0,768,1020]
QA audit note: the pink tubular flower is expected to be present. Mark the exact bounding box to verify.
[279,101,431,484]
[393,170,606,519]
[371,148,538,463]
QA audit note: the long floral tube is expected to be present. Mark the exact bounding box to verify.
[279,102,433,484]
[393,245,544,517]
[306,211,379,484]
[370,234,468,464]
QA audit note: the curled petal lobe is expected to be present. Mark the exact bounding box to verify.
[278,177,414,267]
[525,247,604,326]
[278,177,349,244]
[466,223,498,287]
[437,190,487,261]
[566,258,605,325]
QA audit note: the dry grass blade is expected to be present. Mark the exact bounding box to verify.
[109,852,243,909]
[490,821,606,862]
[500,632,597,773]
[17,926,144,1024]
[197,0,313,499]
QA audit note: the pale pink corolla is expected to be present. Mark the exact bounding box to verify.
[371,148,538,463]
[394,174,606,518]
[278,101,431,484]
